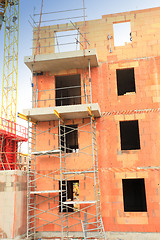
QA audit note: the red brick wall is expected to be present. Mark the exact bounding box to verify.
[32,7,160,233]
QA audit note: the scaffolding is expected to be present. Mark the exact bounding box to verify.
[30,2,89,56]
[27,112,106,239]
[25,3,106,239]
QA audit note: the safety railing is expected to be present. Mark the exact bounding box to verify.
[32,84,91,108]
[0,117,28,141]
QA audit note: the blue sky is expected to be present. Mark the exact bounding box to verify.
[0,0,160,120]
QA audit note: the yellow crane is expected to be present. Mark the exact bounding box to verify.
[0,0,23,171]
[0,0,19,122]
[0,1,5,30]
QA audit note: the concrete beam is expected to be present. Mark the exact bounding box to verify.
[23,103,101,121]
[24,49,98,73]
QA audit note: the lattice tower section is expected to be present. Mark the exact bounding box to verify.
[1,0,19,122]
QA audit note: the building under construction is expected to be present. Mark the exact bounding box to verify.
[1,2,160,240]
[21,5,160,239]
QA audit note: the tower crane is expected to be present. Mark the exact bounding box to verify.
[0,1,5,30]
[0,0,27,170]
[0,0,19,122]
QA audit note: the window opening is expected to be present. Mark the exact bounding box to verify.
[55,74,81,106]
[113,21,132,46]
[55,30,80,53]
[122,178,147,212]
[116,68,136,96]
[60,124,78,153]
[59,180,79,212]
[120,120,140,150]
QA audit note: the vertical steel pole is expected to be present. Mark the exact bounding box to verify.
[85,211,87,238]
[31,64,34,108]
[88,59,92,103]
[90,117,99,228]
[36,73,38,108]
[27,119,30,239]
[59,119,64,239]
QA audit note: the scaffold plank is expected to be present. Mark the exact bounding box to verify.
[63,200,96,205]
[30,190,61,194]
[32,149,61,155]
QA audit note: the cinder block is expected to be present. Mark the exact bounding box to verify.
[114,115,125,121]
[114,172,126,179]
[136,171,149,178]
[135,113,146,119]
[125,172,138,178]
[124,114,135,120]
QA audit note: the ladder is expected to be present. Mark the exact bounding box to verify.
[59,120,69,239]
[27,120,36,239]
[81,118,106,239]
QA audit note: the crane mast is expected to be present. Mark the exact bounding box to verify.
[0,1,5,30]
[1,0,19,122]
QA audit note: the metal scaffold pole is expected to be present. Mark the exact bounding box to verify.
[59,118,64,239]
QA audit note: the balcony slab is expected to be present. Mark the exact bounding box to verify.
[23,103,101,121]
[24,49,98,73]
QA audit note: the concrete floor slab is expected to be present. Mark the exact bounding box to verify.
[23,103,101,121]
[24,49,98,73]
